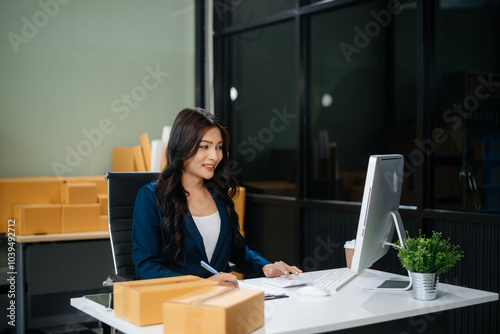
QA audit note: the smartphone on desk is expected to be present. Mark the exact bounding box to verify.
[83,293,113,311]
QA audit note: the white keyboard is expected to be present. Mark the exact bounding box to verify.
[309,268,357,293]
[263,275,312,288]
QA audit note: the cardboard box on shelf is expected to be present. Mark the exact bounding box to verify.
[114,275,218,326]
[112,147,136,172]
[64,175,107,195]
[140,133,152,171]
[0,177,62,234]
[61,182,98,204]
[14,204,62,235]
[112,146,146,171]
[163,286,264,334]
[98,194,108,215]
[0,175,108,234]
[61,204,101,233]
[99,215,108,231]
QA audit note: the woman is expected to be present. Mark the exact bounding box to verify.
[132,107,301,286]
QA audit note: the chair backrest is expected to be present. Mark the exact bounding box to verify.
[106,171,159,278]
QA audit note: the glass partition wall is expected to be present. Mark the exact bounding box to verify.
[213,0,499,213]
[227,22,297,197]
[212,3,499,331]
[434,1,500,213]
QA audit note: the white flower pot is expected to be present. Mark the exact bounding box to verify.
[410,272,440,301]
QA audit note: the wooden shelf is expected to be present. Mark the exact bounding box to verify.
[14,231,109,243]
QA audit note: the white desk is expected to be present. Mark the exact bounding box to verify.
[71,269,498,334]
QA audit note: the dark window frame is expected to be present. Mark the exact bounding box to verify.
[208,0,499,228]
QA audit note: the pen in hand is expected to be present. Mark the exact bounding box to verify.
[200,260,238,287]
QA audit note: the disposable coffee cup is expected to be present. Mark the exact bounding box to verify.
[344,239,355,269]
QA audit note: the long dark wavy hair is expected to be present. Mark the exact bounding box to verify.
[155,107,245,260]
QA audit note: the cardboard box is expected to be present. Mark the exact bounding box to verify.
[0,176,107,234]
[98,194,108,215]
[140,133,152,171]
[0,177,62,233]
[61,182,98,204]
[61,204,101,233]
[99,215,109,231]
[14,204,62,235]
[65,175,107,195]
[112,147,136,171]
[114,276,218,326]
[99,215,108,231]
[163,286,264,334]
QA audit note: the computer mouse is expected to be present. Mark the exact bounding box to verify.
[296,286,331,297]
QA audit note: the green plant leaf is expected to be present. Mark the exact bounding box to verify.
[393,230,464,274]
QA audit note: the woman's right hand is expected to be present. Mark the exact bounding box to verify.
[207,272,239,287]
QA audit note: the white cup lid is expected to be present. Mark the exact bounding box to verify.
[344,239,355,248]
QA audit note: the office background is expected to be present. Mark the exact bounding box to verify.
[0,1,195,332]
[211,1,499,333]
[0,0,194,177]
[1,0,499,333]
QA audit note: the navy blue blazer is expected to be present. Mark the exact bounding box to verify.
[132,182,270,280]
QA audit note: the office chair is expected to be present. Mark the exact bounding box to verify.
[105,172,247,284]
[105,171,160,281]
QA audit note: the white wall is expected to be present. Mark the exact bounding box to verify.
[0,0,195,177]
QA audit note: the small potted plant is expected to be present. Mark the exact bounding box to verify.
[393,230,464,300]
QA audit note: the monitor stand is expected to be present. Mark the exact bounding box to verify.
[357,211,413,291]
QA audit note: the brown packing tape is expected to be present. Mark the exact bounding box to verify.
[165,286,236,306]
[191,286,235,305]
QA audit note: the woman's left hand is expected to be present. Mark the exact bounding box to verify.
[262,261,302,279]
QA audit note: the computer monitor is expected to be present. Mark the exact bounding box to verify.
[350,154,411,290]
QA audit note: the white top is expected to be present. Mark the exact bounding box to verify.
[192,211,220,262]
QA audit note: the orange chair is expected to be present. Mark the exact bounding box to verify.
[231,186,246,279]
[233,186,246,237]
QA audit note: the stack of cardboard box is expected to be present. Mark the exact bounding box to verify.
[0,176,108,235]
[113,275,264,334]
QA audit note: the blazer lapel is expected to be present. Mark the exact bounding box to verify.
[209,193,229,265]
[183,211,208,262]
